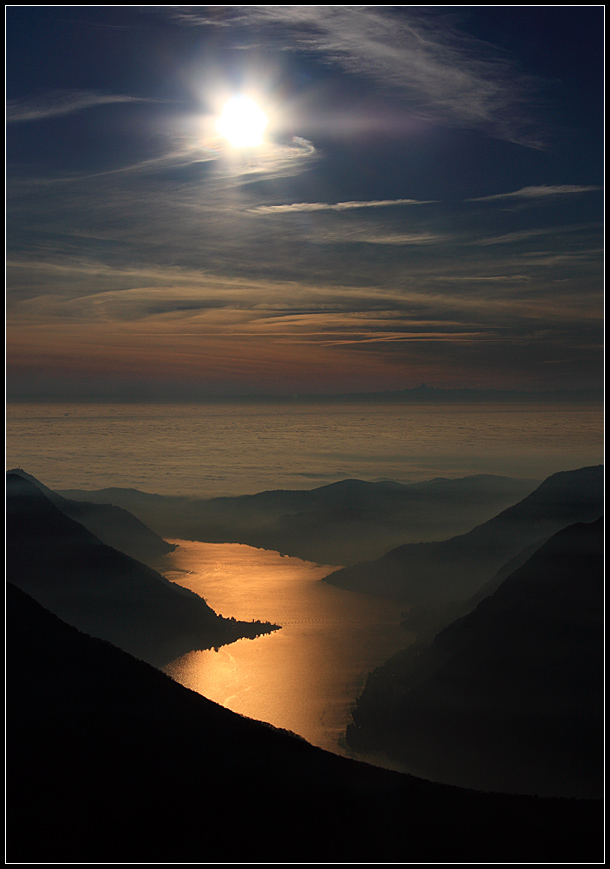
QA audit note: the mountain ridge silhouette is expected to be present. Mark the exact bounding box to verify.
[326,465,603,605]
[7,467,175,567]
[59,473,538,566]
[6,472,277,666]
[347,517,603,798]
[7,581,602,863]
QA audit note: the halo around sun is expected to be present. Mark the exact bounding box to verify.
[216,96,268,148]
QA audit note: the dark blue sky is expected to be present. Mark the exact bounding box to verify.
[6,6,604,399]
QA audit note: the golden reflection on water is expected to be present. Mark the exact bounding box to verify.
[162,540,410,756]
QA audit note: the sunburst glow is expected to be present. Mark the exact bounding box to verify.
[216,96,268,148]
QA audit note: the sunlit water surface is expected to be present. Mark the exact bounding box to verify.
[161,540,410,759]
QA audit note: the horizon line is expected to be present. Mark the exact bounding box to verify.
[6,384,604,405]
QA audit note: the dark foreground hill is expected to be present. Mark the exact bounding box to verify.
[6,473,276,667]
[326,465,603,605]
[347,518,603,799]
[59,474,537,566]
[6,583,602,864]
[8,468,174,567]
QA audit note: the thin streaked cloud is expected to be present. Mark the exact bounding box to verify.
[307,228,449,246]
[472,227,570,246]
[7,255,598,328]
[469,185,602,203]
[344,232,446,247]
[434,275,532,283]
[6,89,160,123]
[250,198,435,214]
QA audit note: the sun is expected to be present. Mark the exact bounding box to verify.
[216,96,268,149]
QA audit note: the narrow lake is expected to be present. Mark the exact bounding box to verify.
[161,539,410,759]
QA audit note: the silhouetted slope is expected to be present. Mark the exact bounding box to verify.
[59,474,537,566]
[6,474,277,666]
[6,584,602,864]
[399,539,555,643]
[347,518,603,798]
[327,465,603,603]
[8,468,175,567]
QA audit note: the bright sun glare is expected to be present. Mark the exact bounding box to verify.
[216,96,268,148]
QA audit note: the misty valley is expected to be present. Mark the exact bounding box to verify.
[6,463,603,862]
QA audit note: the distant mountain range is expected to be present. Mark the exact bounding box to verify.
[310,383,604,404]
[13,383,600,403]
[347,517,603,799]
[112,383,600,404]
[7,582,603,863]
[59,474,538,567]
[326,465,603,606]
[6,472,277,666]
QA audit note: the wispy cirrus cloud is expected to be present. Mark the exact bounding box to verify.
[163,5,543,147]
[6,89,161,123]
[250,198,435,214]
[305,227,449,247]
[434,274,532,283]
[468,185,602,202]
[7,254,598,328]
[472,227,568,246]
[339,232,445,247]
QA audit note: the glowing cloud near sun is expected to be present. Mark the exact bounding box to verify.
[216,96,268,148]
